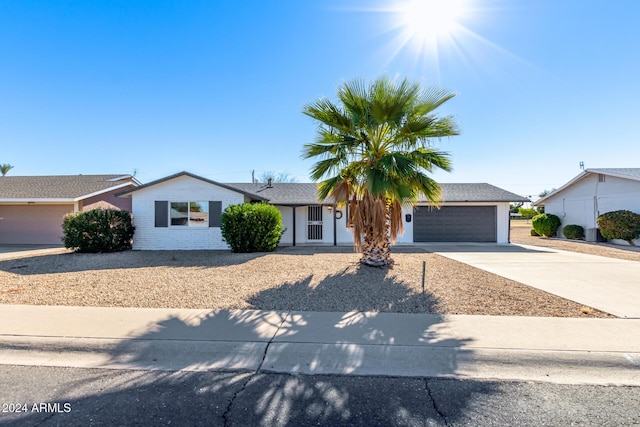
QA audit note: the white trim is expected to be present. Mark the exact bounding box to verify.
[0,181,136,204]
[73,182,137,202]
[534,171,588,206]
[535,169,640,206]
[0,199,76,203]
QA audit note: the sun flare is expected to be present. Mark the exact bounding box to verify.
[399,0,465,42]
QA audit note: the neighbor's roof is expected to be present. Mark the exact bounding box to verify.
[0,174,138,201]
[534,168,640,206]
[586,168,640,181]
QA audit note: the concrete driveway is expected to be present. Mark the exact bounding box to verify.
[0,244,68,261]
[422,243,640,319]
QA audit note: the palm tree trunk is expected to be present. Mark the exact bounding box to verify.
[360,204,394,267]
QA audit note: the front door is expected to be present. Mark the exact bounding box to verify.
[307,206,323,241]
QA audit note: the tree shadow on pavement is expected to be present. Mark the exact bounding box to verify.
[0,269,495,426]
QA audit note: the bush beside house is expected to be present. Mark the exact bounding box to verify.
[62,209,134,253]
[532,213,561,237]
[562,224,584,240]
[597,210,640,246]
[221,203,283,252]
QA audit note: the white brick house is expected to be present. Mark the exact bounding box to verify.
[119,171,528,250]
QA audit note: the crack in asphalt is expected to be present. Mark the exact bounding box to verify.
[222,310,291,427]
[425,378,450,427]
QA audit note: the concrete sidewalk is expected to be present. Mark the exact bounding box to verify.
[422,243,640,318]
[0,305,639,386]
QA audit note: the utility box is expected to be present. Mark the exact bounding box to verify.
[586,228,606,242]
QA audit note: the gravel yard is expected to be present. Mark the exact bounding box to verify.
[0,245,612,318]
[510,221,640,262]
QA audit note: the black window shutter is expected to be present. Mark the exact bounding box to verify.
[155,201,168,227]
[209,201,222,227]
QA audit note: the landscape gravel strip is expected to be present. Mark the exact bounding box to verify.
[0,246,612,318]
[510,222,640,262]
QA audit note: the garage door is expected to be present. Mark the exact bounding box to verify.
[413,206,497,242]
[0,205,72,244]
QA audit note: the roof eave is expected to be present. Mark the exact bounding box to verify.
[117,171,268,201]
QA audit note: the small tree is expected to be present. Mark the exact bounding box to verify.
[221,203,283,252]
[517,207,537,220]
[532,213,561,237]
[258,171,297,183]
[597,210,640,246]
[62,209,134,253]
[0,164,14,176]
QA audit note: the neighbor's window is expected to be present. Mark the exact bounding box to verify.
[170,201,209,227]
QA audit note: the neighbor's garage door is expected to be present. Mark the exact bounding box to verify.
[413,206,497,242]
[0,205,72,244]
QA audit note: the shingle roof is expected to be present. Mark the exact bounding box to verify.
[228,182,528,204]
[0,174,136,200]
[114,171,528,205]
[227,183,333,205]
[587,168,640,181]
[435,183,529,203]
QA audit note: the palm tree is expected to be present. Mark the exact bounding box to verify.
[0,164,13,176]
[302,77,459,267]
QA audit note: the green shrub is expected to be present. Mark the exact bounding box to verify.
[597,210,640,245]
[530,228,540,236]
[62,209,134,253]
[221,203,283,252]
[562,224,584,240]
[532,213,561,237]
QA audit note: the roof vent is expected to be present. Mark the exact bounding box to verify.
[267,178,273,188]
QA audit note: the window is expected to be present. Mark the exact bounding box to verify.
[170,201,209,227]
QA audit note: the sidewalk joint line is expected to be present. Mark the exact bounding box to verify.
[222,310,291,427]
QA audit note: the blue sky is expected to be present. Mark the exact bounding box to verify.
[2,0,639,199]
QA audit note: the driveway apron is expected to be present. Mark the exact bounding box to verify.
[422,243,640,319]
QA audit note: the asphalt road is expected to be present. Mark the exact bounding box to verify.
[1,365,639,426]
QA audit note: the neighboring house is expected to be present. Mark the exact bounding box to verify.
[118,171,528,250]
[0,174,139,244]
[534,168,640,243]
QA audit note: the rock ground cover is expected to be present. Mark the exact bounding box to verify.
[0,245,612,318]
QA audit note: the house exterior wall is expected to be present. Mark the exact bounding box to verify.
[277,205,353,245]
[280,202,511,245]
[0,204,72,244]
[82,186,134,211]
[543,174,640,241]
[130,175,245,250]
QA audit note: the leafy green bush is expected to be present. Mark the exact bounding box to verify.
[62,209,134,253]
[221,203,283,252]
[532,213,561,237]
[597,210,640,246]
[530,228,540,236]
[562,224,584,240]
